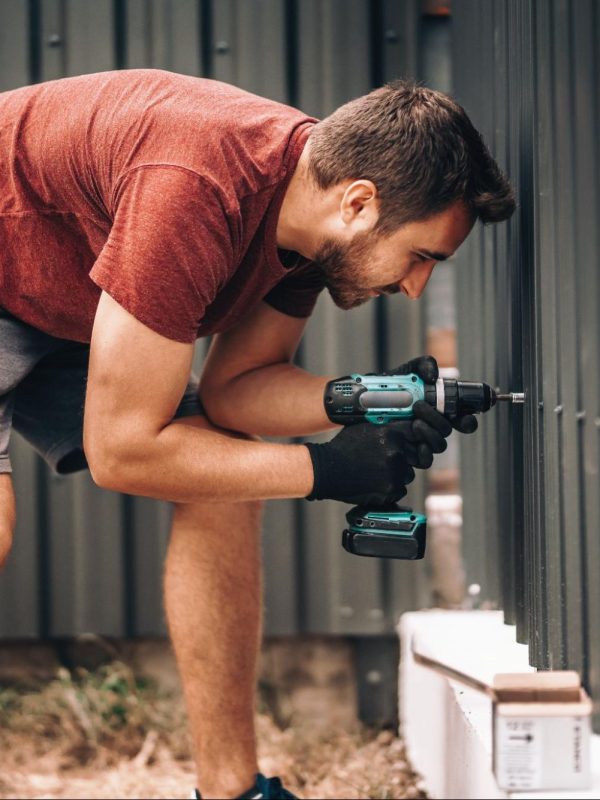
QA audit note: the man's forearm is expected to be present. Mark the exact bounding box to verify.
[200,363,336,437]
[90,421,315,503]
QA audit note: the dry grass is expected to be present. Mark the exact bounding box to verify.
[0,661,189,767]
[0,661,427,799]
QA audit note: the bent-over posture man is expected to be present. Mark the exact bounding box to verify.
[0,70,514,799]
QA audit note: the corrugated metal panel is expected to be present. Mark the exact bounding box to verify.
[452,0,501,608]
[0,446,42,637]
[212,0,287,103]
[0,0,30,91]
[1,0,432,640]
[572,0,600,715]
[125,0,202,75]
[453,0,600,729]
[38,0,115,79]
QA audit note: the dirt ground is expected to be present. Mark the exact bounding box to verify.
[0,662,427,799]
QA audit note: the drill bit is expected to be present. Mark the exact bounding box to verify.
[495,391,525,404]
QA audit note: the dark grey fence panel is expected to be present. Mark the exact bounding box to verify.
[382,0,419,84]
[296,0,371,119]
[534,0,564,669]
[0,0,29,91]
[453,0,499,603]
[572,0,600,711]
[0,447,42,637]
[126,496,170,636]
[453,0,600,729]
[46,476,127,636]
[36,0,115,79]
[63,0,115,75]
[212,0,287,103]
[125,0,202,75]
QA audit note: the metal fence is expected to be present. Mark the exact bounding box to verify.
[0,0,431,642]
[453,0,600,729]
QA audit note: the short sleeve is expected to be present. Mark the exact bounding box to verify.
[263,260,325,318]
[90,166,235,343]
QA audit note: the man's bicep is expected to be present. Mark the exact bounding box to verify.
[85,292,195,451]
[200,301,308,390]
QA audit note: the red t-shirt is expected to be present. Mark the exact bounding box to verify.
[0,69,324,343]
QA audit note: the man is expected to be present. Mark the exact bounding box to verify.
[0,70,514,798]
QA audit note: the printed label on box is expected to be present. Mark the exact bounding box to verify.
[496,717,542,790]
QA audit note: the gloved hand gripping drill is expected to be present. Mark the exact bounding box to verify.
[305,356,524,560]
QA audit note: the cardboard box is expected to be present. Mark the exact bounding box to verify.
[412,646,592,791]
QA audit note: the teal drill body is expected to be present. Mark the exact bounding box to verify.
[340,373,426,424]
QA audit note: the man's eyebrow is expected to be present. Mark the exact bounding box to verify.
[415,249,451,262]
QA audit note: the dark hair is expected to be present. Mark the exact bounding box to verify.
[307,81,515,233]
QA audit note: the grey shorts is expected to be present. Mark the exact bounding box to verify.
[0,307,203,475]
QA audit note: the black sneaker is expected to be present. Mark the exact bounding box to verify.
[191,772,297,799]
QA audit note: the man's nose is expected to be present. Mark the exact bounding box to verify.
[402,261,436,299]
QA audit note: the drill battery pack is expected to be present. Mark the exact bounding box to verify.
[342,506,427,560]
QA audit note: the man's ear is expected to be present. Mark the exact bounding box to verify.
[340,179,379,230]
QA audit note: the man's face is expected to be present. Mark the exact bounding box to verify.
[314,201,475,310]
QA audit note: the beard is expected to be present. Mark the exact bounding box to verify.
[313,229,400,310]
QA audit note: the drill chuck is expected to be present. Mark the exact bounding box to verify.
[424,378,497,416]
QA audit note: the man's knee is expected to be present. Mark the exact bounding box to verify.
[170,414,264,522]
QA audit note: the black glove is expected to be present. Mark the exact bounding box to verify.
[305,422,415,505]
[390,355,478,435]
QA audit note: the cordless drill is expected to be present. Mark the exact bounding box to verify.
[324,372,524,560]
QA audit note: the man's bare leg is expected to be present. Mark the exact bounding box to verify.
[0,474,16,569]
[163,419,263,799]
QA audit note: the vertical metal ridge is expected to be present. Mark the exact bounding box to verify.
[113,0,126,69]
[200,0,213,77]
[284,0,299,107]
[28,0,41,84]
[36,457,51,638]
[121,495,136,639]
[369,0,384,87]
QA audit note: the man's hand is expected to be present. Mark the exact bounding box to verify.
[0,474,16,570]
[305,422,415,505]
